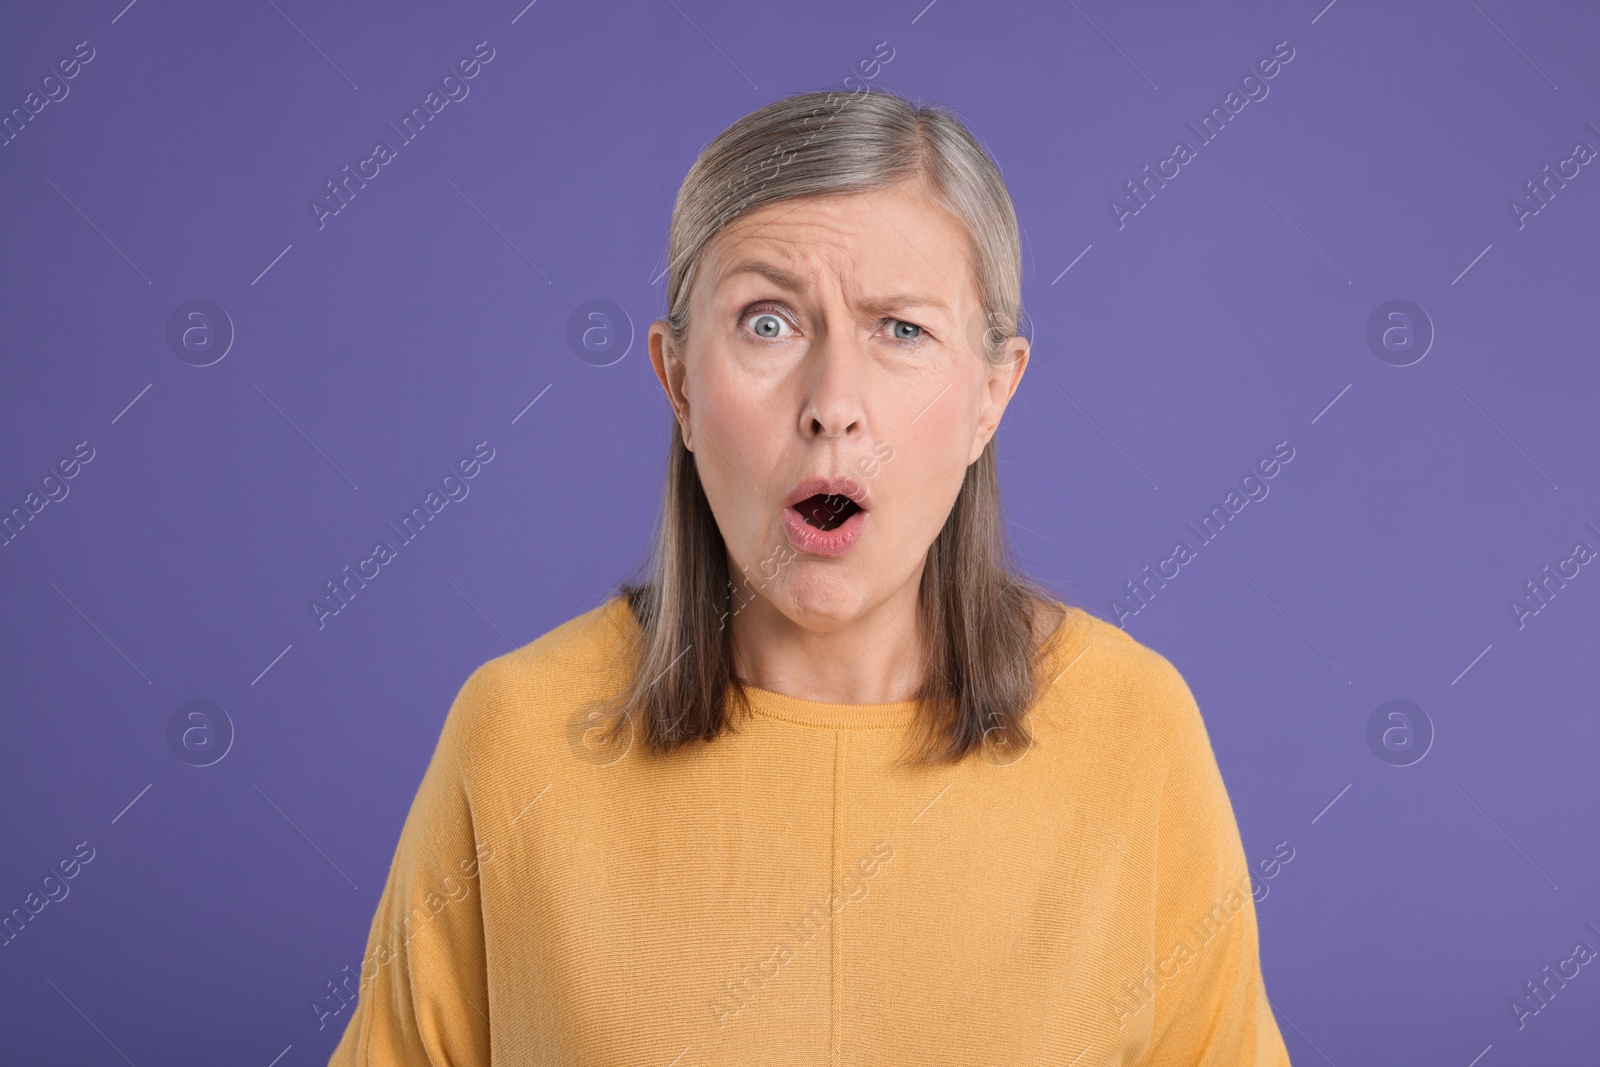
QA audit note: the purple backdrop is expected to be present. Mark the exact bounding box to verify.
[3,0,1598,1062]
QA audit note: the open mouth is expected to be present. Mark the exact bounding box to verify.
[792,493,862,531]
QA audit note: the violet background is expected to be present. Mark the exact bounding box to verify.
[3,0,1598,1062]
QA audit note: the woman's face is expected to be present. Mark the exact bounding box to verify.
[648,179,1029,632]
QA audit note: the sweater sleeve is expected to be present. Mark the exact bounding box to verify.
[1133,654,1293,1067]
[325,666,494,1067]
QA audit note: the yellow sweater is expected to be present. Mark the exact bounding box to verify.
[327,595,1293,1065]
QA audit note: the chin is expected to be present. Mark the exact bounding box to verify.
[774,572,867,632]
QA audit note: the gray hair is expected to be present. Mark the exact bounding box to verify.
[593,87,1068,768]
[661,87,1024,364]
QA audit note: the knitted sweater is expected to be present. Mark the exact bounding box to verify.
[326,594,1293,1065]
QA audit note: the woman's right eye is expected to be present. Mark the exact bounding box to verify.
[747,311,789,340]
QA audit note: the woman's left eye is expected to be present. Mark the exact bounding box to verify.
[887,318,924,342]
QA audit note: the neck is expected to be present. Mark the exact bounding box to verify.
[728,574,928,705]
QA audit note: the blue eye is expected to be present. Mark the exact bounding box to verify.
[749,312,786,339]
[889,319,923,341]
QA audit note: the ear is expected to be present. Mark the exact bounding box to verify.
[967,335,1029,465]
[649,320,694,452]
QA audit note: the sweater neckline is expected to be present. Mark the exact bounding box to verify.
[605,595,1094,731]
[737,683,923,730]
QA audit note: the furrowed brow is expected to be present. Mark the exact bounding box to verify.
[719,260,951,319]
[855,291,951,317]
[720,260,808,292]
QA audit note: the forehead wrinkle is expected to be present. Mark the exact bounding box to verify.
[716,257,810,295]
[708,206,965,322]
[711,205,869,285]
[855,189,953,288]
[715,257,958,330]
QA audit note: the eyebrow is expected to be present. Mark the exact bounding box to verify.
[718,259,952,318]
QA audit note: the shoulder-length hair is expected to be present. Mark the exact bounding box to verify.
[592,86,1074,767]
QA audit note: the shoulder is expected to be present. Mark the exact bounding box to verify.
[441,595,636,765]
[1035,604,1211,767]
[474,593,632,690]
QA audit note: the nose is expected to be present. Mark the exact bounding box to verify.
[799,325,866,439]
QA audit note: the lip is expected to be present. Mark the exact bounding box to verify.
[782,475,871,511]
[783,503,867,557]
[781,474,871,558]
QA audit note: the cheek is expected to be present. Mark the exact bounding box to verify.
[690,368,782,537]
[696,368,780,483]
[880,419,972,540]
[700,374,769,438]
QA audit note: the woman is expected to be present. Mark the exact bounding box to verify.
[327,88,1293,1065]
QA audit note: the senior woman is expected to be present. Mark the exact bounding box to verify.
[327,88,1293,1065]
